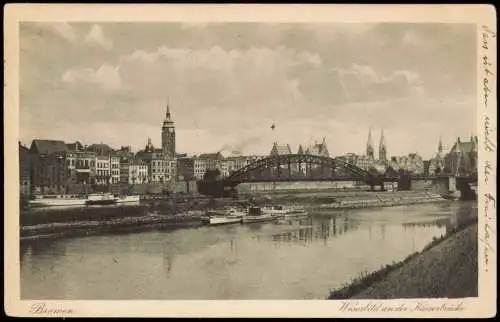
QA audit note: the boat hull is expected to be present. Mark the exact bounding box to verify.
[242,215,276,224]
[115,195,141,203]
[208,217,242,225]
[86,199,117,206]
[28,198,87,207]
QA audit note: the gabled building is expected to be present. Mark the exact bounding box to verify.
[87,143,113,156]
[270,142,292,156]
[29,139,68,155]
[444,136,478,175]
[305,137,329,157]
[29,139,69,194]
[19,142,31,196]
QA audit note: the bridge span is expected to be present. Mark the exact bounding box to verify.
[196,154,477,197]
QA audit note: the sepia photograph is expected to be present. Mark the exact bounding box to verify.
[4,4,497,318]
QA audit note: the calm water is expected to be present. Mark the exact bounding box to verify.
[20,201,477,300]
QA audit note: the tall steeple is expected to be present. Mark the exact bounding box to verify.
[366,128,374,159]
[166,103,171,121]
[438,136,443,154]
[379,128,387,161]
[161,102,176,159]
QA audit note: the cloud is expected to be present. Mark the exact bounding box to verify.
[85,24,113,50]
[39,22,78,42]
[19,23,477,159]
[30,22,113,50]
[62,64,121,91]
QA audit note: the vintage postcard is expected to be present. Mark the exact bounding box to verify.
[4,3,497,318]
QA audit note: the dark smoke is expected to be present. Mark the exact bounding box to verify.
[219,136,263,155]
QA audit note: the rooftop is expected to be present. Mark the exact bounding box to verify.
[29,139,68,155]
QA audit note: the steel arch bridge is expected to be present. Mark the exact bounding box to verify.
[223,154,385,189]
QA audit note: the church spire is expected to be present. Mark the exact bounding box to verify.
[379,128,387,161]
[438,136,443,153]
[366,127,374,158]
[166,103,171,121]
[379,128,386,147]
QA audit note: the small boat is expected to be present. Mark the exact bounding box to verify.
[85,193,117,205]
[202,208,245,225]
[261,205,306,216]
[28,194,88,207]
[261,205,288,216]
[115,195,141,203]
[241,206,276,224]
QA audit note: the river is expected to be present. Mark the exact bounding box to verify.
[20,201,477,300]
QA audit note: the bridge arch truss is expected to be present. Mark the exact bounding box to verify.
[225,154,381,187]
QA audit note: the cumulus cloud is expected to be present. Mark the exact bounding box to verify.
[85,24,113,50]
[62,64,121,91]
[45,22,79,42]
[30,22,113,50]
[19,23,477,158]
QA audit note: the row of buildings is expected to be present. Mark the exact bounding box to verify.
[19,103,478,195]
[20,105,178,195]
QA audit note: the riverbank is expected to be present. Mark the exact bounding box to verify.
[20,190,451,241]
[328,217,478,299]
[20,213,203,242]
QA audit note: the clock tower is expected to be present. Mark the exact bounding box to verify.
[162,104,176,158]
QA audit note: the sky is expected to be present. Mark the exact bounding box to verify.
[19,22,477,159]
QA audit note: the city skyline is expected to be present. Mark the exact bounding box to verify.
[20,23,477,159]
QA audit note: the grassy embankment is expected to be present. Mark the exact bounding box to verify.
[328,217,478,299]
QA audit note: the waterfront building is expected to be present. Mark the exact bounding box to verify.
[177,157,196,181]
[19,142,31,196]
[444,136,478,175]
[193,158,208,180]
[95,155,111,185]
[119,156,131,184]
[74,151,97,185]
[65,141,84,152]
[128,159,149,184]
[136,138,166,183]
[87,143,113,157]
[110,154,121,184]
[29,139,69,194]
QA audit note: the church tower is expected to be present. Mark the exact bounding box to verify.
[438,136,443,154]
[379,129,387,162]
[366,128,374,159]
[161,103,176,158]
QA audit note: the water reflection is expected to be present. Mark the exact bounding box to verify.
[20,201,477,300]
[269,215,361,244]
